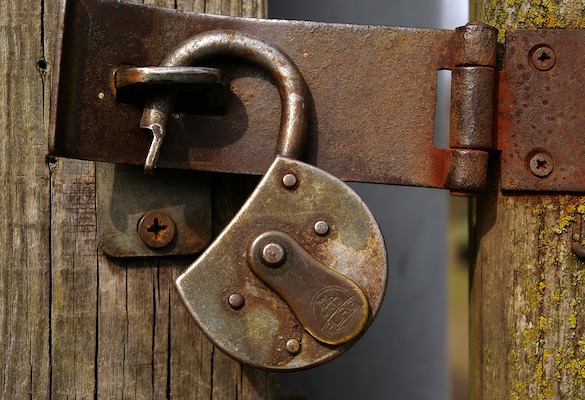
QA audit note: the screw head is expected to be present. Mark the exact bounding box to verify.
[532,46,556,71]
[529,153,554,178]
[282,173,298,189]
[138,211,176,248]
[286,339,301,355]
[261,242,287,267]
[314,220,330,236]
[228,293,245,310]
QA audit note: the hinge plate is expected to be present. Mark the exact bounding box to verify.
[49,0,488,192]
[498,29,585,192]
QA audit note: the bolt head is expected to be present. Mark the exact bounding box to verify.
[286,339,301,355]
[261,242,287,267]
[228,293,245,310]
[529,153,554,178]
[282,173,298,189]
[532,46,556,71]
[138,211,176,249]
[314,220,330,236]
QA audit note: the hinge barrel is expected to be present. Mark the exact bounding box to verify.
[445,23,497,195]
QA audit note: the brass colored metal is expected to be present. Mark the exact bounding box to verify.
[176,157,387,370]
[248,231,369,346]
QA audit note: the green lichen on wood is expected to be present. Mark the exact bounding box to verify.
[476,0,585,39]
[472,2,585,398]
[474,1,585,68]
[505,196,585,398]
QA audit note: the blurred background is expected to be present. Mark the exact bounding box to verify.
[268,1,470,399]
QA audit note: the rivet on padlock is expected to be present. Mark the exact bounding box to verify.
[142,30,388,370]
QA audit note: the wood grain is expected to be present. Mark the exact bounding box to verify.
[1,0,276,398]
[471,1,585,398]
[0,1,51,398]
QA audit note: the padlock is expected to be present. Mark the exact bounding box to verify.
[142,30,388,370]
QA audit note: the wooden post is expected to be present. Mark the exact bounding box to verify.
[0,0,277,398]
[470,1,585,399]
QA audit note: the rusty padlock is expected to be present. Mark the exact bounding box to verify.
[141,30,388,370]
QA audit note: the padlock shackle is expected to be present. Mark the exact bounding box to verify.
[140,30,309,173]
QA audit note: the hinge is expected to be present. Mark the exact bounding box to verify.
[444,23,496,195]
[49,0,585,195]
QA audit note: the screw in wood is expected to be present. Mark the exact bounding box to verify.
[138,210,176,249]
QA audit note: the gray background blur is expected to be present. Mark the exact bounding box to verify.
[269,1,468,399]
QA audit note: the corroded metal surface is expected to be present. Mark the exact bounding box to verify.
[498,30,585,192]
[248,231,369,346]
[96,163,211,257]
[140,29,309,173]
[50,0,495,191]
[176,157,387,370]
[137,210,176,249]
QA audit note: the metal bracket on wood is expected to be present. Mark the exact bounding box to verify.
[48,0,585,257]
[49,0,497,195]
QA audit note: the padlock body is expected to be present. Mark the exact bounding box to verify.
[176,156,387,370]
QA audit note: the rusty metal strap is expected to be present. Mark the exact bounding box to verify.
[49,0,496,194]
[50,0,585,193]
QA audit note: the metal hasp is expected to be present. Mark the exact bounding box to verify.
[49,0,496,195]
[497,30,585,192]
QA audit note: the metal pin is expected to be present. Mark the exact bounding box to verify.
[228,293,245,310]
[261,242,287,267]
[286,339,301,355]
[314,220,330,236]
[282,173,298,189]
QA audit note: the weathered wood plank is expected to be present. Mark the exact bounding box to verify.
[471,1,585,399]
[0,0,51,398]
